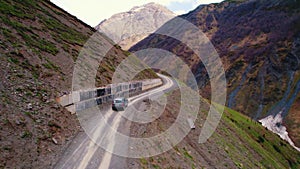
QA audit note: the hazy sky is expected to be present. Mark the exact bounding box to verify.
[50,0,223,26]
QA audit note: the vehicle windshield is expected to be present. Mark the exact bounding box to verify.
[114,100,122,103]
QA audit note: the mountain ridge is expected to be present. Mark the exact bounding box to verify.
[130,0,300,147]
[95,2,176,50]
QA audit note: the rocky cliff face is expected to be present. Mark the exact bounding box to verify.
[95,2,176,50]
[130,0,300,147]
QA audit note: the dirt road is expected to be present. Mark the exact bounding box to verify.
[54,74,176,169]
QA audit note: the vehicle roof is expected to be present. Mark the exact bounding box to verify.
[114,97,125,100]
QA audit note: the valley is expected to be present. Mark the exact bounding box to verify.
[0,0,299,168]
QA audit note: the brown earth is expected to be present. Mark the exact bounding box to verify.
[0,0,156,168]
[284,93,300,147]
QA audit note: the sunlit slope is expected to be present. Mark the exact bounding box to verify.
[128,90,300,168]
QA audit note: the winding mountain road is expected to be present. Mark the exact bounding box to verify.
[54,74,176,169]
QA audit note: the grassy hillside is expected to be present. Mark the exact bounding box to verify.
[0,0,157,168]
[128,89,300,168]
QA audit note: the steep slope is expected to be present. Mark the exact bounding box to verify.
[130,0,300,147]
[95,2,176,50]
[128,89,300,168]
[0,0,156,168]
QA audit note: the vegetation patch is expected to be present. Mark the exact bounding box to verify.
[221,106,300,169]
[41,16,88,45]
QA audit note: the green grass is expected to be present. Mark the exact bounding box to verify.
[0,16,29,32]
[20,32,59,55]
[17,59,41,79]
[41,16,88,45]
[21,130,32,138]
[1,27,13,38]
[7,57,19,64]
[221,106,300,169]
[24,111,31,116]
[140,158,148,165]
[152,164,160,169]
[42,58,60,72]
[182,148,194,161]
[0,14,59,55]
[0,0,36,20]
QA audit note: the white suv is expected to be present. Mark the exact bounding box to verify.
[112,97,128,111]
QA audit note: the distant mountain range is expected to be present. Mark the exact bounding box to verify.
[95,2,176,50]
[130,0,300,147]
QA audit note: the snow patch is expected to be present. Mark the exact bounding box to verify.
[259,111,300,152]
